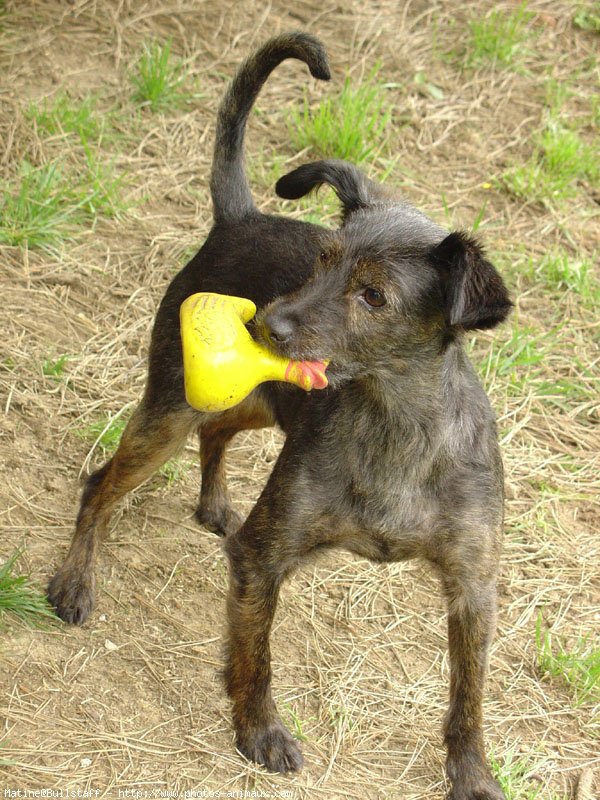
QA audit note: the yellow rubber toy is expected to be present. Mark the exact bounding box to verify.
[180,292,328,413]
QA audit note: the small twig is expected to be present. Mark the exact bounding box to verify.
[154,554,189,600]
[575,769,594,800]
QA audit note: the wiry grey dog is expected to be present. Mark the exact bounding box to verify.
[48,33,511,799]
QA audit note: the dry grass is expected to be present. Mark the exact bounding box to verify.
[0,1,598,798]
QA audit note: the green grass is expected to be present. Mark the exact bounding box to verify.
[574,6,600,32]
[500,118,599,204]
[159,458,193,485]
[77,414,128,455]
[248,148,289,191]
[413,71,444,100]
[329,705,357,732]
[27,92,103,144]
[470,199,490,234]
[0,746,16,768]
[288,67,392,164]
[529,250,599,301]
[536,614,599,705]
[131,39,187,111]
[464,2,534,69]
[4,92,130,249]
[539,121,598,185]
[0,549,56,630]
[42,354,69,379]
[473,322,556,396]
[439,192,492,233]
[294,187,341,227]
[496,246,599,307]
[0,152,129,250]
[0,160,88,249]
[283,703,313,742]
[473,316,596,411]
[79,144,130,218]
[591,94,600,127]
[489,743,566,800]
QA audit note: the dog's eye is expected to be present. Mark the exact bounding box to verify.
[363,288,386,308]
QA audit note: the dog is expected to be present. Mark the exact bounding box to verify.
[48,33,511,800]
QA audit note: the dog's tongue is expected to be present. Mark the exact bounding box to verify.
[284,360,329,392]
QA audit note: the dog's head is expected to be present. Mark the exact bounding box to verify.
[257,160,512,385]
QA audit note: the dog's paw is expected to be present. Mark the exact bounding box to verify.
[447,775,505,800]
[195,504,244,537]
[446,745,506,800]
[236,721,304,774]
[48,569,95,625]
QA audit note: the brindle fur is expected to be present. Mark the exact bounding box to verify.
[48,33,512,799]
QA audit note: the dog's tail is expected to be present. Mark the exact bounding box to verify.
[210,33,330,223]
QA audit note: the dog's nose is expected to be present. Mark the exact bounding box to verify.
[264,312,296,345]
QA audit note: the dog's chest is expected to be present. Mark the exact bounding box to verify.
[324,415,442,560]
[293,388,452,561]
[345,459,438,553]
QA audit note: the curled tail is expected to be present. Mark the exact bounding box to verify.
[210,32,330,222]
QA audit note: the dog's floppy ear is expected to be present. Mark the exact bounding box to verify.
[276,159,385,221]
[429,231,512,331]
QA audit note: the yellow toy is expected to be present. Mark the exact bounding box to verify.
[180,292,328,413]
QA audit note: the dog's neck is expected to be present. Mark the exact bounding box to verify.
[356,349,448,425]
[342,337,487,464]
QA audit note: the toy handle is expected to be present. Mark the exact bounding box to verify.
[190,292,257,324]
[223,295,257,325]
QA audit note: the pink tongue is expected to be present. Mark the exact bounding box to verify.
[285,360,329,391]
[301,361,329,389]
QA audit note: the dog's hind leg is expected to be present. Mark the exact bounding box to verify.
[48,400,197,625]
[196,392,276,537]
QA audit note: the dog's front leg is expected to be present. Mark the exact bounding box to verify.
[224,516,303,773]
[442,575,504,800]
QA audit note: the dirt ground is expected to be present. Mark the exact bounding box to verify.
[0,1,598,798]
